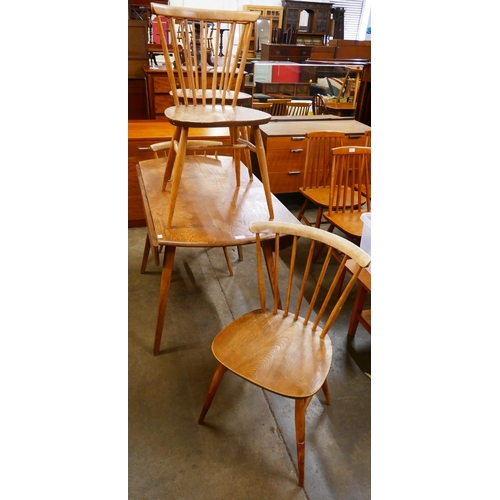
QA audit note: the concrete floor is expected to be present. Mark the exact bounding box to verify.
[129,193,371,499]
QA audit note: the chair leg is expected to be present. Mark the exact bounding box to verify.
[198,363,228,424]
[237,245,244,261]
[141,234,159,273]
[295,396,312,487]
[321,380,331,405]
[222,247,234,276]
[296,198,310,225]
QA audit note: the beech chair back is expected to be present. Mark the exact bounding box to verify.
[198,221,371,487]
[152,5,258,107]
[312,94,328,115]
[267,98,292,116]
[324,146,371,240]
[286,101,311,116]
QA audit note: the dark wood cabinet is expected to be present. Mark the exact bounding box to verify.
[281,1,334,43]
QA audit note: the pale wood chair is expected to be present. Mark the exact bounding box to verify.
[312,94,328,115]
[286,101,311,116]
[147,140,244,275]
[267,98,292,116]
[297,131,363,229]
[324,146,371,242]
[198,220,371,487]
[252,101,273,111]
[151,4,275,227]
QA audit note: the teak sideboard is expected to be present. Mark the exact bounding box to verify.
[255,116,371,194]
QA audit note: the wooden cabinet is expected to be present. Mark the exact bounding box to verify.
[128,121,231,226]
[243,5,283,59]
[255,81,310,97]
[261,43,312,62]
[281,1,333,43]
[255,117,371,194]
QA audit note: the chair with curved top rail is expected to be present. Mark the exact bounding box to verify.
[151,4,275,228]
[312,94,328,115]
[198,220,371,487]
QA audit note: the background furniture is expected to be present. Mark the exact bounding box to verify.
[324,145,371,244]
[286,100,311,115]
[255,117,371,194]
[297,131,356,228]
[281,0,334,45]
[343,259,371,336]
[128,20,150,120]
[198,220,371,487]
[243,5,283,58]
[128,120,231,227]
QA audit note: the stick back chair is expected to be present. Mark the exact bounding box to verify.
[297,131,366,229]
[312,94,328,115]
[286,101,311,116]
[324,146,371,242]
[151,4,275,227]
[198,221,371,487]
[267,98,292,116]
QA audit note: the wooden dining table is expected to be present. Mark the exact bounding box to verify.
[137,154,301,355]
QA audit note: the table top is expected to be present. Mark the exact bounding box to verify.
[260,117,370,138]
[128,120,231,141]
[137,155,300,247]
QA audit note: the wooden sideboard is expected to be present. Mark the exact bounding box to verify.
[255,81,310,97]
[260,43,312,62]
[128,120,231,226]
[255,116,371,194]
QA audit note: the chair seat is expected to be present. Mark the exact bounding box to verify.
[212,309,333,399]
[164,105,272,127]
[299,186,366,208]
[323,210,367,238]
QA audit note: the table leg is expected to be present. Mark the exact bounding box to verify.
[153,245,177,355]
[252,126,274,221]
[166,127,189,228]
[347,284,368,336]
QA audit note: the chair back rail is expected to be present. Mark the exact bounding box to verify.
[152,4,259,107]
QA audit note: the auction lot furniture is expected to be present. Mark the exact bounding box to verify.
[137,155,300,356]
[198,221,371,487]
[256,116,370,194]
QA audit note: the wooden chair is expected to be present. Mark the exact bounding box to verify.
[286,101,311,116]
[148,141,244,275]
[198,220,371,487]
[267,98,292,116]
[324,146,371,242]
[151,4,275,227]
[297,131,364,229]
[312,94,328,115]
[251,101,273,111]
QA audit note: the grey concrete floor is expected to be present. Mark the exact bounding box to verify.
[129,194,371,499]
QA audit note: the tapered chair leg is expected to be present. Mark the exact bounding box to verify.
[222,247,234,276]
[295,396,312,487]
[296,198,310,225]
[321,380,331,405]
[198,363,228,424]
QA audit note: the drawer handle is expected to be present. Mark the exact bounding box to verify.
[290,149,304,153]
[288,171,301,175]
[138,147,151,151]
[291,136,305,141]
[348,135,362,139]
